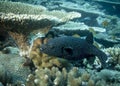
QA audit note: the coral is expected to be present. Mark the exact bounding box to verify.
[103,47,120,65]
[101,20,109,28]
[87,79,95,86]
[6,31,119,86]
[60,1,103,15]
[95,79,106,86]
[8,32,30,57]
[26,67,94,86]
[1,38,119,86]
[0,1,46,14]
[0,65,12,85]
[0,31,16,51]
[0,82,3,86]
[43,10,81,22]
[0,12,57,34]
[81,72,90,82]
[53,21,106,33]
[91,69,120,86]
[0,1,81,33]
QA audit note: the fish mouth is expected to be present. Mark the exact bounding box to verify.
[40,45,44,51]
[40,44,47,52]
[40,47,43,51]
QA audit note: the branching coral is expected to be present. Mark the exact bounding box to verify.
[26,67,95,86]
[103,47,120,65]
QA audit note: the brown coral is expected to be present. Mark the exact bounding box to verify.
[26,67,95,86]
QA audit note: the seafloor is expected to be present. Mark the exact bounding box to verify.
[0,0,120,86]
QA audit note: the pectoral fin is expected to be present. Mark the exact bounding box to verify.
[91,46,108,68]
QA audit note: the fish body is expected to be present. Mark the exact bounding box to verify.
[40,33,107,67]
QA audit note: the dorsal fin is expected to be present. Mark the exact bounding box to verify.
[86,32,93,44]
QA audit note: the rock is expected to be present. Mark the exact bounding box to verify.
[2,47,19,54]
[0,53,31,85]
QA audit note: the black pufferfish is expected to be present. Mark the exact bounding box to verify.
[40,32,108,68]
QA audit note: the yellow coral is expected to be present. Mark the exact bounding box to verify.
[87,79,95,86]
[81,72,90,82]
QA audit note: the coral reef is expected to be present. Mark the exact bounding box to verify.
[26,66,120,86]
[0,0,120,86]
[26,40,120,86]
[24,36,120,86]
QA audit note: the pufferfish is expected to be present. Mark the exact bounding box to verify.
[40,32,108,68]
